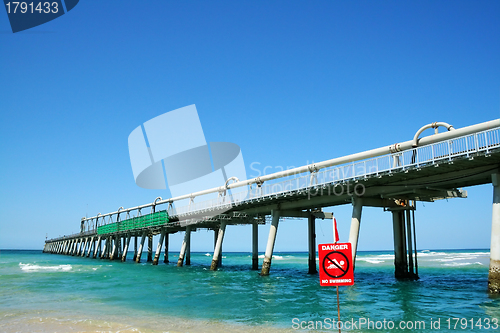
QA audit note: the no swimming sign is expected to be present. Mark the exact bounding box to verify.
[318,243,354,286]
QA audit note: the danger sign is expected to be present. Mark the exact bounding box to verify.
[318,243,354,286]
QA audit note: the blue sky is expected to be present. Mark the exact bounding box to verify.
[0,1,499,252]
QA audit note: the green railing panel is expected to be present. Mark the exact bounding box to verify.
[97,210,169,235]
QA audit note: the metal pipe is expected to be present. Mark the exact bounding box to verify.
[412,122,455,147]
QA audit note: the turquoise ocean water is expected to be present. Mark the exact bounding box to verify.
[1,249,499,332]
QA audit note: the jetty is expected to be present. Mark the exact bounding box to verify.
[43,119,500,293]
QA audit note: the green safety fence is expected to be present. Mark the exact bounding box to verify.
[97,210,169,235]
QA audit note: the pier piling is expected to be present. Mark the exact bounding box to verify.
[308,213,317,274]
[177,227,191,266]
[348,198,363,266]
[136,232,147,263]
[489,173,500,293]
[122,235,131,262]
[147,235,153,262]
[164,233,169,263]
[211,222,227,270]
[261,210,280,276]
[153,229,166,265]
[252,222,259,270]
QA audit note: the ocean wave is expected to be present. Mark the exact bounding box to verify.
[258,254,284,259]
[443,261,484,267]
[360,259,385,264]
[430,253,489,262]
[19,263,72,272]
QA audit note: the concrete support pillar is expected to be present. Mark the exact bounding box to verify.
[147,235,153,262]
[93,236,101,258]
[74,239,80,255]
[72,239,78,256]
[185,228,191,266]
[261,210,280,276]
[489,173,500,293]
[101,237,108,259]
[77,239,81,255]
[116,236,122,259]
[252,222,259,270]
[86,237,94,257]
[133,235,138,261]
[211,222,227,271]
[81,238,88,257]
[308,214,317,274]
[177,227,191,267]
[78,239,84,256]
[122,235,131,262]
[153,230,166,265]
[214,228,222,267]
[163,233,169,263]
[136,232,147,263]
[348,197,363,266]
[110,236,118,260]
[392,211,407,279]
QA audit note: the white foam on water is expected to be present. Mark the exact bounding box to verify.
[443,262,483,267]
[258,254,284,259]
[361,259,385,264]
[19,263,72,272]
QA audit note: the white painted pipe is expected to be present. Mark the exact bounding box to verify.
[412,122,454,147]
